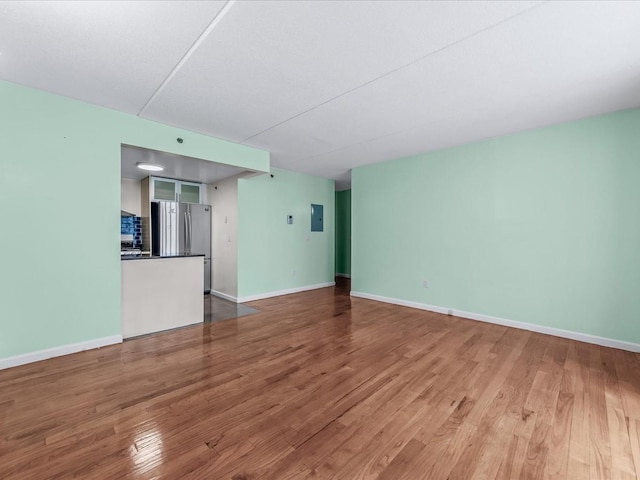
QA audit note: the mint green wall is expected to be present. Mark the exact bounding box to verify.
[237,168,335,298]
[352,109,640,344]
[0,80,268,359]
[335,189,351,275]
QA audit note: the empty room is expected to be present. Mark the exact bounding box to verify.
[1,1,640,479]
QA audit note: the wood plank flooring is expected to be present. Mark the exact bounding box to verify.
[2,279,640,479]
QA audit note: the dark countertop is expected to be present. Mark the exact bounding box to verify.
[121,253,205,261]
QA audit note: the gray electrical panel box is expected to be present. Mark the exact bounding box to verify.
[311,204,323,232]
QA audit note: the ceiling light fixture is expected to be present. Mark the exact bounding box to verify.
[136,162,164,172]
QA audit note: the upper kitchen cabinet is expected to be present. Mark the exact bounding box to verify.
[150,177,203,204]
[153,178,176,201]
[179,182,201,204]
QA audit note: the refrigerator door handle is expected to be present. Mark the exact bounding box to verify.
[183,211,188,254]
[188,211,193,253]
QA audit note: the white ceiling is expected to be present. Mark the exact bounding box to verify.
[2,1,640,190]
[121,145,250,184]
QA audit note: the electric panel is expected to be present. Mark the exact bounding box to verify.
[311,204,323,232]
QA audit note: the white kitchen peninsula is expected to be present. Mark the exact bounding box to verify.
[121,255,204,338]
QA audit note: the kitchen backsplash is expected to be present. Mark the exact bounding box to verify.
[121,216,142,248]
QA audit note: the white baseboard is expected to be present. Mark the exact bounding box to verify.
[238,282,336,303]
[336,273,351,278]
[210,289,239,303]
[0,335,123,370]
[350,291,640,353]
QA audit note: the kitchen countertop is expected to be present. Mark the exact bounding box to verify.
[121,253,205,261]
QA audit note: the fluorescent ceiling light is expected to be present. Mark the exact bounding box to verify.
[137,162,164,172]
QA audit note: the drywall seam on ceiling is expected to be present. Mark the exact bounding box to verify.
[138,0,237,116]
[350,291,640,353]
[0,335,124,370]
[240,1,546,144]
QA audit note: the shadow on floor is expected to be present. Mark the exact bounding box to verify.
[334,276,351,293]
[204,294,259,324]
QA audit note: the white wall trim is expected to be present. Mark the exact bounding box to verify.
[0,335,123,370]
[239,282,336,303]
[210,289,239,303]
[350,291,640,353]
[336,273,351,278]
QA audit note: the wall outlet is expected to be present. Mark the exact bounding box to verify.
[293,269,296,276]
[422,280,429,288]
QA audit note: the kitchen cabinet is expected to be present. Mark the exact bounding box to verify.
[180,183,201,203]
[121,256,203,338]
[150,177,203,204]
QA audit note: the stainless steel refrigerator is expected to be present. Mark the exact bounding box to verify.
[151,201,212,293]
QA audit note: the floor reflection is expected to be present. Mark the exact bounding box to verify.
[204,294,259,324]
[129,418,164,472]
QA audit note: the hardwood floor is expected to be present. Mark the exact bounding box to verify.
[2,279,640,479]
